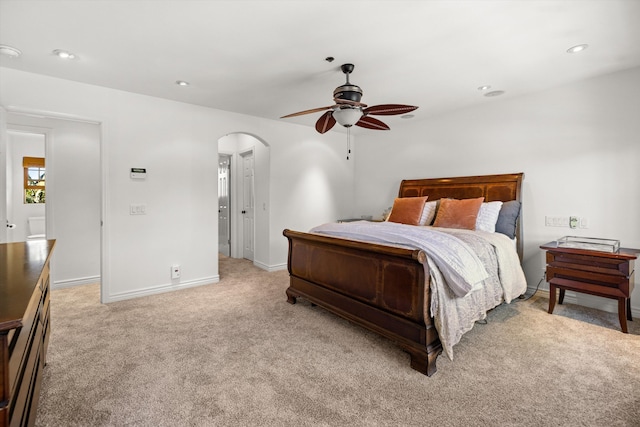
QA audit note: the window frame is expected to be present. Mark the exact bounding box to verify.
[23,156,46,204]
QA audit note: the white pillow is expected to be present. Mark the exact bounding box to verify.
[419,200,438,226]
[475,201,503,232]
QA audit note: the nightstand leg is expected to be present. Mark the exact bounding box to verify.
[548,283,557,314]
[558,288,565,305]
[627,298,633,321]
[618,298,628,333]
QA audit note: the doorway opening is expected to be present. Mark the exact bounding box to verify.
[218,154,231,256]
[217,133,269,271]
[3,129,46,243]
[2,111,101,295]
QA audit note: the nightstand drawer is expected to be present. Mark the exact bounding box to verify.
[546,265,630,290]
[546,251,631,277]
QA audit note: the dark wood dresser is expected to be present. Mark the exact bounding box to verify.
[1,240,55,427]
[541,241,638,333]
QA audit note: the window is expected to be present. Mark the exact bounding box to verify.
[24,156,46,203]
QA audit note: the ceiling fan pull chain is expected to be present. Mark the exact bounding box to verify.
[346,128,351,160]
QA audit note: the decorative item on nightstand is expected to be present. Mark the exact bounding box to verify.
[382,206,392,221]
[541,236,639,333]
[337,216,381,223]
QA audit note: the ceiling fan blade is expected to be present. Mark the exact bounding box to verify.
[315,111,336,134]
[281,105,334,118]
[334,98,368,108]
[363,104,418,116]
[355,116,390,131]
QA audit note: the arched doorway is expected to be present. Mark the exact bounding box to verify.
[217,133,270,269]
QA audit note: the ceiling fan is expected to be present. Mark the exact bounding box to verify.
[281,63,418,134]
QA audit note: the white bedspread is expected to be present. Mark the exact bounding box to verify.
[310,221,527,360]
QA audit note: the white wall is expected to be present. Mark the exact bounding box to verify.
[0,67,354,302]
[6,131,45,242]
[354,66,640,316]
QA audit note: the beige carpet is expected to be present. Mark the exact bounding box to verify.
[36,256,640,426]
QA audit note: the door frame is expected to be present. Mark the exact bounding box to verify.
[2,106,105,301]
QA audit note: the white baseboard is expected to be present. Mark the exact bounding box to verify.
[529,287,638,318]
[103,276,220,303]
[253,260,287,272]
[52,275,101,290]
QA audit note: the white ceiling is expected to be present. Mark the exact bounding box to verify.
[1,0,639,132]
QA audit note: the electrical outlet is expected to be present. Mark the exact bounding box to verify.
[569,216,578,229]
[171,264,181,279]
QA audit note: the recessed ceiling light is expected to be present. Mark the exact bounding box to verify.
[477,85,491,91]
[0,45,22,58]
[484,90,505,97]
[52,49,76,59]
[401,114,415,119]
[566,44,588,54]
[175,80,190,86]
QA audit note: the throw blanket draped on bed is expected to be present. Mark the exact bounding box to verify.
[310,221,489,297]
[310,221,527,359]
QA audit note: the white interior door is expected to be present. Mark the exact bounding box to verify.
[241,150,254,261]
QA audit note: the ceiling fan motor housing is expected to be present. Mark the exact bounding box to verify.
[333,84,363,103]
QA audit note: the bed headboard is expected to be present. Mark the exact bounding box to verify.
[398,173,524,260]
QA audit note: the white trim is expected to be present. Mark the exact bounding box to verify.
[5,106,101,125]
[253,260,286,272]
[103,276,220,303]
[52,275,101,290]
[0,107,8,243]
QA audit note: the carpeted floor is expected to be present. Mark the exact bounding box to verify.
[35,256,640,426]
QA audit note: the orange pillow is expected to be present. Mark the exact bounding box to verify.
[432,197,485,230]
[387,196,428,226]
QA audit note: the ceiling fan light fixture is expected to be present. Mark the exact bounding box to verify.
[333,108,362,127]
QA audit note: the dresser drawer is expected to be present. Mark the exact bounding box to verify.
[7,285,43,399]
[8,321,42,427]
[40,286,51,365]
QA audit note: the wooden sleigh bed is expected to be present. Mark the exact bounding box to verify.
[283,173,524,376]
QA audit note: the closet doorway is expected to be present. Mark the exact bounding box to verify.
[218,154,231,256]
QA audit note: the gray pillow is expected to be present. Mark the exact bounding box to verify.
[495,200,521,239]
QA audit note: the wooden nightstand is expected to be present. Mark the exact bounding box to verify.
[540,242,638,333]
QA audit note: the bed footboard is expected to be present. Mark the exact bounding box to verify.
[283,229,442,376]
